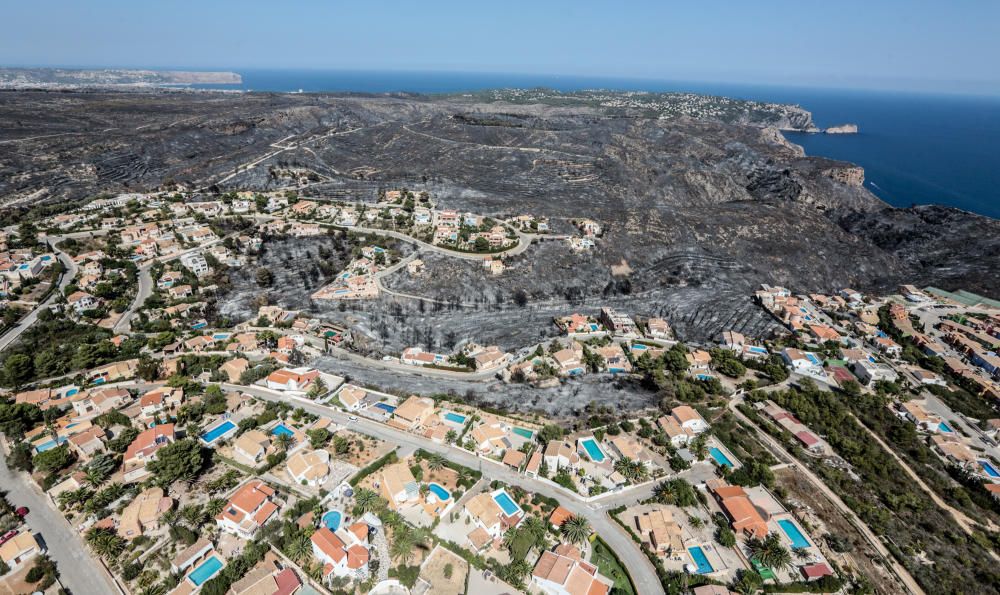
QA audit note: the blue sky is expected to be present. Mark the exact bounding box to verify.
[4,0,999,94]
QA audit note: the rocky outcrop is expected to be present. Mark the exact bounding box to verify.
[825,123,859,134]
[821,165,865,187]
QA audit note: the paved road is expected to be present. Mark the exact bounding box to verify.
[0,249,77,352]
[0,446,120,595]
[728,395,924,595]
[224,384,666,595]
[112,262,153,334]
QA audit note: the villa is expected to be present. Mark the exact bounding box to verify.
[0,531,41,571]
[543,441,581,471]
[378,462,420,510]
[123,424,176,483]
[312,522,371,582]
[657,405,709,447]
[265,367,320,392]
[709,481,769,539]
[634,507,684,555]
[337,385,367,411]
[388,395,436,431]
[463,490,523,542]
[286,449,331,486]
[216,480,280,539]
[233,430,271,466]
[118,487,172,540]
[531,543,613,595]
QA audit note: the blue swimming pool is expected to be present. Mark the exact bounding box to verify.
[444,412,467,425]
[632,343,647,351]
[709,447,735,469]
[979,460,1000,479]
[188,556,223,586]
[271,423,294,438]
[746,346,768,355]
[201,420,237,444]
[34,437,67,453]
[428,483,451,502]
[777,519,810,549]
[212,333,230,340]
[492,490,521,516]
[805,353,821,366]
[322,510,342,531]
[512,427,534,439]
[695,373,714,381]
[687,546,713,574]
[65,388,79,396]
[374,402,396,414]
[938,421,953,433]
[580,438,606,462]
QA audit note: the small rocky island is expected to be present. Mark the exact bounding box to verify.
[825,123,859,134]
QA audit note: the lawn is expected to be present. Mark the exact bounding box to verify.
[590,535,636,595]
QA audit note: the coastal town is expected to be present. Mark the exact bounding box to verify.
[1,188,999,595]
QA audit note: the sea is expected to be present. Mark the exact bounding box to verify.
[196,69,1000,219]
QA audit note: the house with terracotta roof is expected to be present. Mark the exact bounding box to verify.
[230,551,302,595]
[685,350,712,374]
[265,367,320,392]
[525,451,543,478]
[66,425,106,459]
[123,424,176,483]
[216,480,280,539]
[657,405,710,447]
[311,522,371,582]
[646,317,673,340]
[607,434,652,466]
[531,543,613,595]
[469,421,511,456]
[709,482,769,539]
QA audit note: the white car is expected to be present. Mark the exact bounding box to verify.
[348,415,358,422]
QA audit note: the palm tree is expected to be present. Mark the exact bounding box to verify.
[522,515,548,544]
[560,515,592,544]
[307,378,327,399]
[614,456,637,481]
[746,533,793,573]
[179,504,205,528]
[83,467,107,489]
[390,526,417,564]
[426,453,446,471]
[792,546,811,562]
[286,533,312,563]
[445,430,457,444]
[205,498,226,518]
[652,480,671,504]
[381,510,404,529]
[733,569,763,595]
[58,487,93,510]
[160,508,179,527]
[86,528,125,559]
[274,432,293,452]
[353,488,384,515]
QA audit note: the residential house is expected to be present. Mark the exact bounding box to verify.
[220,358,250,383]
[634,507,684,555]
[234,430,271,466]
[216,480,280,539]
[709,481,769,539]
[66,426,106,459]
[118,487,172,540]
[599,307,638,336]
[851,359,899,385]
[286,450,331,487]
[531,543,613,595]
[123,424,176,483]
[67,291,99,313]
[388,396,436,431]
[265,367,320,392]
[646,318,673,340]
[543,441,581,471]
[311,523,371,582]
[229,551,302,595]
[657,405,709,447]
[0,532,41,570]
[337,385,367,411]
[463,490,523,541]
[378,462,419,510]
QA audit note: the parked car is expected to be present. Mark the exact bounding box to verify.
[15,507,29,517]
[0,530,18,546]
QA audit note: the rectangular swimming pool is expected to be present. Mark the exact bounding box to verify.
[777,519,810,549]
[687,546,713,574]
[444,412,467,425]
[492,490,521,516]
[580,438,606,462]
[709,447,735,469]
[374,402,396,414]
[512,427,534,439]
[200,420,237,444]
[188,555,223,586]
[979,460,1000,479]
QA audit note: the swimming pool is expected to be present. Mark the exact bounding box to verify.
[687,546,714,574]
[200,420,237,444]
[191,321,207,330]
[979,460,1000,478]
[443,412,467,425]
[938,421,953,433]
[34,437,67,453]
[428,483,451,502]
[188,555,224,586]
[322,510,342,531]
[580,438,606,462]
[271,423,295,438]
[64,387,79,397]
[777,519,810,549]
[746,346,768,355]
[805,352,822,366]
[632,343,647,351]
[695,373,714,381]
[709,447,735,469]
[212,333,230,340]
[492,490,522,516]
[512,427,534,439]
[374,403,396,414]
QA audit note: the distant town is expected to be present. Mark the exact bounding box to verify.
[0,187,998,595]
